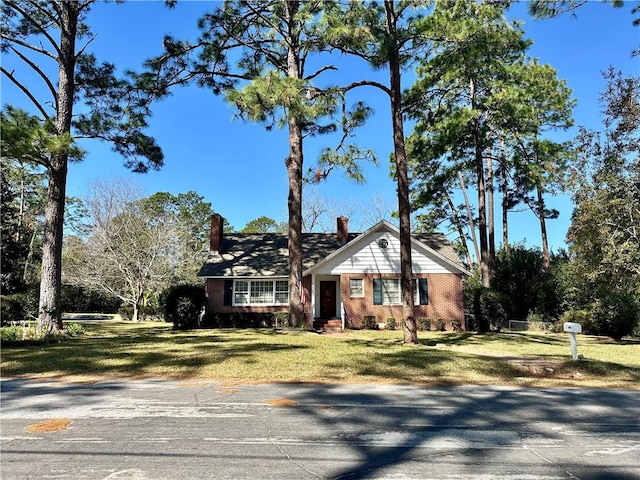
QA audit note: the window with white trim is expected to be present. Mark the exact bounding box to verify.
[233,279,289,305]
[373,278,401,305]
[275,280,289,304]
[373,278,429,305]
[234,280,249,305]
[349,278,364,298]
[382,279,401,304]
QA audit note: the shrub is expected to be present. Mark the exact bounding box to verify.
[164,284,206,330]
[418,317,431,331]
[63,322,85,337]
[467,286,508,332]
[1,321,86,344]
[60,285,121,313]
[524,312,554,332]
[451,318,463,332]
[273,312,290,328]
[1,285,40,326]
[592,291,639,341]
[202,312,284,329]
[560,309,596,335]
[385,317,397,330]
[362,315,377,330]
[143,296,164,319]
[1,325,23,342]
[434,318,446,331]
[118,306,134,321]
[1,295,24,325]
[464,273,510,332]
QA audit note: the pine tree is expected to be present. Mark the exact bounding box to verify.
[1,1,164,332]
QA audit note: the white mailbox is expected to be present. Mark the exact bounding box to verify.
[563,322,582,333]
[563,322,582,361]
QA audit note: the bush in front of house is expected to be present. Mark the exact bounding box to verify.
[385,317,397,330]
[465,284,508,332]
[451,318,463,332]
[164,284,206,330]
[433,318,446,331]
[202,312,286,329]
[418,317,431,331]
[362,315,377,330]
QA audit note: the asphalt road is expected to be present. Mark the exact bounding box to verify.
[1,378,638,480]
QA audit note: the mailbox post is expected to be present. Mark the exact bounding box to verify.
[563,322,582,361]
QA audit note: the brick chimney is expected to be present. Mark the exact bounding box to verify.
[210,213,224,254]
[337,216,349,244]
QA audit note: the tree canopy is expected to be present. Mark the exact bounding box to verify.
[1,0,164,332]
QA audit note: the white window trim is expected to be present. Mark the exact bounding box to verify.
[378,278,425,305]
[381,278,401,305]
[349,278,365,298]
[232,279,289,306]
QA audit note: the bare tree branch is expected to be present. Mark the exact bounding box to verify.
[8,45,58,102]
[0,66,50,120]
[3,0,61,56]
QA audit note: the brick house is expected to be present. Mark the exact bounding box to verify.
[198,214,470,330]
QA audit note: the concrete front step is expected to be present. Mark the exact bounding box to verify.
[313,318,343,331]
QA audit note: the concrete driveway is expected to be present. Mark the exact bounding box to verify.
[1,378,638,479]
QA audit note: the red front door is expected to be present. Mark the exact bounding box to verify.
[320,281,337,318]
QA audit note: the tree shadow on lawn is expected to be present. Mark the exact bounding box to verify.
[328,339,525,385]
[0,333,308,379]
[336,336,640,387]
[428,331,570,347]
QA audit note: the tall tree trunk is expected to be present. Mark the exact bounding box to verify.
[38,2,78,333]
[23,228,38,284]
[458,171,480,268]
[39,159,67,332]
[470,78,490,287]
[537,185,550,271]
[16,170,25,244]
[474,149,490,287]
[445,194,473,268]
[501,158,509,250]
[132,302,140,323]
[286,124,305,327]
[384,0,417,344]
[487,154,496,264]
[132,288,143,322]
[285,1,305,328]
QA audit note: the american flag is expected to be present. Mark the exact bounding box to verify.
[296,273,307,306]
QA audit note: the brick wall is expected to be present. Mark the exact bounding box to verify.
[340,273,465,330]
[205,277,313,326]
[206,273,464,331]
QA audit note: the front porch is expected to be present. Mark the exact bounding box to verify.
[309,274,344,331]
[312,318,343,332]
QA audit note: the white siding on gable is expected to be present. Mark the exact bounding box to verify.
[316,231,453,275]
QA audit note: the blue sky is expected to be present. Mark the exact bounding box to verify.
[1,1,638,251]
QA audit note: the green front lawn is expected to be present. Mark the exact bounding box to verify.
[2,321,639,388]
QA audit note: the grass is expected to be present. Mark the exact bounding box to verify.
[1,320,639,388]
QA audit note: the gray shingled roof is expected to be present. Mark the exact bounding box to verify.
[198,231,463,277]
[413,232,464,267]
